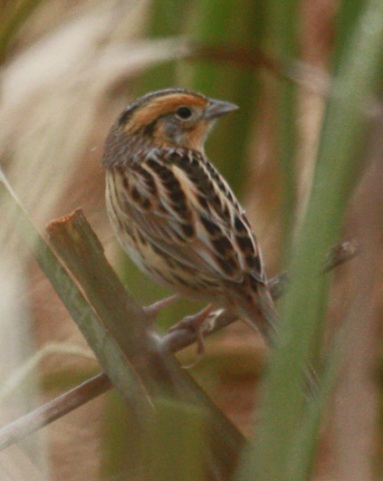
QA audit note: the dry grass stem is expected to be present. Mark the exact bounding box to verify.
[0,372,111,451]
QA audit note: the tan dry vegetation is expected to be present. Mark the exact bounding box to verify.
[1,1,382,480]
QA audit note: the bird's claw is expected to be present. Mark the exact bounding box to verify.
[169,305,214,362]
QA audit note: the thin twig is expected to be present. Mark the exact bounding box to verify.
[0,373,111,451]
[323,239,359,272]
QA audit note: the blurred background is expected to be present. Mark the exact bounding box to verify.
[0,1,382,480]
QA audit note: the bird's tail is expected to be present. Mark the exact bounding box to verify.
[240,282,279,347]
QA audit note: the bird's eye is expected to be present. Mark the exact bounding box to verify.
[176,106,193,119]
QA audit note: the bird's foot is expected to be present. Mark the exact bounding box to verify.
[169,304,214,358]
[143,294,179,322]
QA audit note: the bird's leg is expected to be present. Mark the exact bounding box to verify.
[169,304,214,355]
[143,294,179,321]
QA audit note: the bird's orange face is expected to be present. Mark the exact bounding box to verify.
[118,90,238,151]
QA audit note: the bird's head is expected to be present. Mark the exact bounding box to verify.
[116,88,238,151]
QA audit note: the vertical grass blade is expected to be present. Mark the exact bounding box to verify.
[140,0,188,91]
[234,0,383,479]
[266,0,299,247]
[0,171,151,413]
[143,400,206,481]
[187,0,265,191]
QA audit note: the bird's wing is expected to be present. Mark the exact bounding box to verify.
[109,148,265,285]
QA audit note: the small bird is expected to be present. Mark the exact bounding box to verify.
[101,88,279,345]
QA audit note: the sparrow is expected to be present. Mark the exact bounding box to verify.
[102,88,278,344]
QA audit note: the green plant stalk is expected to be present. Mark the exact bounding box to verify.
[234,0,383,479]
[188,0,239,94]
[101,390,144,480]
[186,0,264,192]
[139,0,188,91]
[0,172,151,417]
[143,400,205,481]
[277,81,297,248]
[333,0,366,66]
[286,328,345,480]
[266,0,299,250]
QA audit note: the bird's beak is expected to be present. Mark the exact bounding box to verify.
[204,98,239,119]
